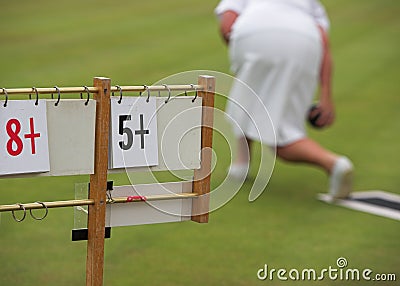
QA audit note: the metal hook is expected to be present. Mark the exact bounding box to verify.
[54,86,61,106]
[144,85,151,102]
[140,85,146,97]
[106,189,115,204]
[116,85,123,104]
[162,84,171,103]
[12,204,26,222]
[83,86,90,106]
[32,87,39,106]
[190,84,198,103]
[1,88,8,107]
[30,201,48,221]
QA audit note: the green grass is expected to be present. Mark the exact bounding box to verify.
[0,0,399,285]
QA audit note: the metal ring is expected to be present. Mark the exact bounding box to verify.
[54,86,61,106]
[162,84,171,103]
[144,85,151,102]
[190,84,198,102]
[12,204,26,222]
[29,201,48,221]
[83,86,90,105]
[116,85,123,104]
[32,87,39,106]
[1,88,8,107]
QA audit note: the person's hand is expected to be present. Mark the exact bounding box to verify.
[309,98,335,128]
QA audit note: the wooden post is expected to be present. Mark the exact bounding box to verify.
[191,75,215,223]
[86,77,111,286]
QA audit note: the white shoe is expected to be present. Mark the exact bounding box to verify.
[329,156,353,199]
[227,163,249,181]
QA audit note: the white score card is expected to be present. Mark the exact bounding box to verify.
[0,100,50,175]
[110,96,158,169]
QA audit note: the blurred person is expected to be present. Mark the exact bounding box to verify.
[215,0,353,199]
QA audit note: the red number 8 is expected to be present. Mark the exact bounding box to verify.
[6,119,24,156]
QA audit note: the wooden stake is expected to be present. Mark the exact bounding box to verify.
[86,77,111,286]
[191,75,215,223]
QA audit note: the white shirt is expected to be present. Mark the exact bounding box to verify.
[215,0,330,33]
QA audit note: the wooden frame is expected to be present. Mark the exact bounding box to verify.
[0,75,215,286]
[192,75,215,223]
[86,77,111,286]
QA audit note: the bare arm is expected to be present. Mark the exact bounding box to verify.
[218,10,239,44]
[312,25,335,128]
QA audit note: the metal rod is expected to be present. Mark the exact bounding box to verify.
[110,84,203,93]
[0,193,198,213]
[0,87,99,95]
[0,85,203,96]
[111,192,199,204]
[0,199,95,212]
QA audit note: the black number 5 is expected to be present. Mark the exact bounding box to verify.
[119,115,133,150]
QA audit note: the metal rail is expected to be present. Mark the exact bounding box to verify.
[0,192,198,213]
[0,84,203,95]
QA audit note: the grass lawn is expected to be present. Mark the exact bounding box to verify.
[0,0,399,285]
